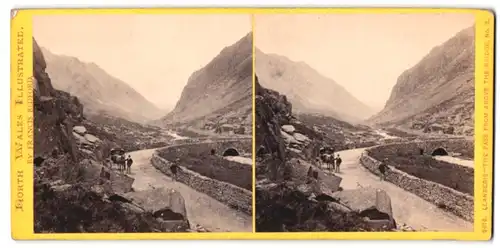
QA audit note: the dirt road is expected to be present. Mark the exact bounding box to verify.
[128,148,252,232]
[330,148,473,231]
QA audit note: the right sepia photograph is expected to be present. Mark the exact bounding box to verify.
[254,13,476,232]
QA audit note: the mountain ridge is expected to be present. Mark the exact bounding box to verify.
[40,47,164,124]
[367,25,475,136]
[157,32,253,134]
[255,48,374,123]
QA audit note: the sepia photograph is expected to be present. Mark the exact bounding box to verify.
[254,13,475,232]
[32,14,253,233]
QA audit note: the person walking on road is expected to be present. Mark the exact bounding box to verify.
[335,154,342,173]
[379,158,389,181]
[170,158,181,181]
[126,155,133,174]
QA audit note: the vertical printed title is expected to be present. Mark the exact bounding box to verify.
[12,11,33,216]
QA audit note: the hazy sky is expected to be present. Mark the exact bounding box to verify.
[33,14,251,110]
[255,13,475,111]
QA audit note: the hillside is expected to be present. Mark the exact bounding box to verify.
[367,26,475,136]
[255,49,374,123]
[158,33,253,135]
[40,48,163,124]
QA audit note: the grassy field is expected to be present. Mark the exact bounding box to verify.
[369,146,474,195]
[159,146,252,190]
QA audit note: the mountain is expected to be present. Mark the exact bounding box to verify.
[158,33,253,133]
[367,26,475,136]
[40,48,163,124]
[255,49,374,123]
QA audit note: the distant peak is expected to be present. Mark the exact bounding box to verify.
[235,31,253,46]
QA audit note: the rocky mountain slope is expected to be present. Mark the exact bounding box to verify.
[367,26,475,136]
[40,47,163,124]
[255,49,374,123]
[158,33,253,135]
[33,38,191,233]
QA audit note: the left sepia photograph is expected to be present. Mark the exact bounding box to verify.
[32,14,253,233]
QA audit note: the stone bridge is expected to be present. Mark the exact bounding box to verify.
[373,138,474,159]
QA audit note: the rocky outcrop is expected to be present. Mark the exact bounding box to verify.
[255,75,292,180]
[368,26,475,136]
[33,37,181,233]
[33,38,84,162]
[160,33,253,131]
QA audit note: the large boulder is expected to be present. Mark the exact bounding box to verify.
[73,126,87,135]
[282,125,296,134]
[293,133,310,143]
[124,188,190,231]
[332,187,396,229]
[84,133,100,143]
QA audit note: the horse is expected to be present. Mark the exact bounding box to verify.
[111,154,126,172]
[320,153,335,172]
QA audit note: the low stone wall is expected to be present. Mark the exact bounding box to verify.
[151,151,252,215]
[359,150,474,222]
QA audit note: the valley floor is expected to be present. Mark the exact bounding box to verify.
[128,148,253,232]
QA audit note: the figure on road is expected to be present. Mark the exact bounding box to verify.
[379,158,389,181]
[335,154,342,173]
[126,155,133,174]
[171,158,181,181]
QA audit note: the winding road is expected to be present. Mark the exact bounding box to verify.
[328,147,473,231]
[127,148,252,232]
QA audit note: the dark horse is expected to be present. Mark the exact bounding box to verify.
[318,146,335,172]
[110,148,126,172]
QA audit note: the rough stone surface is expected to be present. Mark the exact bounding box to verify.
[360,149,474,222]
[293,133,310,143]
[124,188,188,220]
[282,125,296,134]
[151,152,252,215]
[110,171,134,194]
[84,133,100,143]
[73,126,87,135]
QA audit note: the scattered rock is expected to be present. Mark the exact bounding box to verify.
[73,132,92,145]
[327,202,351,213]
[51,184,72,192]
[73,126,87,135]
[293,133,310,143]
[281,130,299,144]
[282,125,296,134]
[84,133,100,143]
